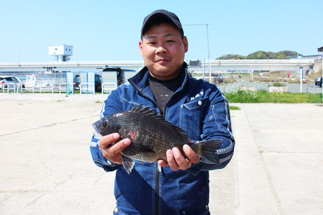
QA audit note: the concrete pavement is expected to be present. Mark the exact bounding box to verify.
[0,93,322,215]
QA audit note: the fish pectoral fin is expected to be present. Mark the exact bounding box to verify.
[121,155,135,174]
[131,141,156,153]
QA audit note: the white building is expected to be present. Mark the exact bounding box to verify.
[48,44,73,62]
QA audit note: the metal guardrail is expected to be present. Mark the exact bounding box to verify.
[1,83,16,94]
[102,82,117,94]
[31,84,56,94]
[21,83,74,94]
[1,82,74,94]
[80,83,95,95]
[59,83,74,94]
[16,83,24,94]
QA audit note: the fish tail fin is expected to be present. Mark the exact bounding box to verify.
[121,155,135,174]
[191,139,222,164]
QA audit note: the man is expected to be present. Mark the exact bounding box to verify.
[90,9,235,215]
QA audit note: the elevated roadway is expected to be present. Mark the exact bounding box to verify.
[0,59,315,73]
[208,59,314,71]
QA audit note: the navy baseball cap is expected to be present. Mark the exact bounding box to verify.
[141,9,184,37]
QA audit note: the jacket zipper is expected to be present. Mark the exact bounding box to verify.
[132,87,160,215]
[155,163,160,215]
[129,72,188,215]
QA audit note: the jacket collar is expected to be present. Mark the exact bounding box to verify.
[129,62,188,93]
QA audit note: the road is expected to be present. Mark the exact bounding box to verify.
[0,94,323,214]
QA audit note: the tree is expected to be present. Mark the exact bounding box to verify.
[218,54,246,60]
[217,50,302,60]
[247,51,268,59]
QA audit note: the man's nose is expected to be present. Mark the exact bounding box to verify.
[155,45,167,54]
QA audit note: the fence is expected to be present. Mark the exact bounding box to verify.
[0,73,71,94]
[1,72,117,94]
[3,72,320,95]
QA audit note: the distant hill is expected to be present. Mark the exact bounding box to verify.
[218,50,301,60]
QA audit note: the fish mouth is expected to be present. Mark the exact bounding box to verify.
[93,131,102,139]
[92,123,103,139]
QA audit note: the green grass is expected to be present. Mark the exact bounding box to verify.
[229,106,241,110]
[272,82,286,87]
[225,89,322,103]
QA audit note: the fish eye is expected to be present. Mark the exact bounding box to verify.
[101,120,108,127]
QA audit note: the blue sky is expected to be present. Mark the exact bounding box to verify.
[1,0,322,63]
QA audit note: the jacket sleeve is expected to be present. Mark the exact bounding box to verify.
[89,90,123,172]
[187,87,235,176]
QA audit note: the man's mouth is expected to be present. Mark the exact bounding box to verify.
[156,58,170,63]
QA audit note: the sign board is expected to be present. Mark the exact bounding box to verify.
[251,65,254,69]
[189,60,200,67]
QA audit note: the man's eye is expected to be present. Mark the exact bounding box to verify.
[148,42,156,45]
[166,40,175,43]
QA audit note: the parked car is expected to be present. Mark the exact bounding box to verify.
[314,77,322,87]
[212,73,224,83]
[73,75,80,90]
[0,76,25,90]
[73,74,102,92]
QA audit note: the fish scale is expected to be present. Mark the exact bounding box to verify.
[119,114,173,162]
[92,104,223,174]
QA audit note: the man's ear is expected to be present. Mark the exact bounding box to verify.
[139,40,143,57]
[183,36,188,53]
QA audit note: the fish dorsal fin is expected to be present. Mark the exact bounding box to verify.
[130,104,189,141]
[130,104,163,120]
[130,104,143,111]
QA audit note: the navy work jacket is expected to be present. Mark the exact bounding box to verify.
[90,63,235,215]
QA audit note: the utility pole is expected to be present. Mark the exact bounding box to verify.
[206,24,211,83]
[183,23,212,82]
[299,67,303,93]
[318,46,323,102]
[296,41,299,58]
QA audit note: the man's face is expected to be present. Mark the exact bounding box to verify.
[139,23,188,80]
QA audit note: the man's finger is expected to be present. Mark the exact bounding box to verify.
[157,160,168,167]
[183,144,200,164]
[172,147,191,170]
[108,138,131,155]
[98,134,131,164]
[166,149,180,171]
[98,133,120,148]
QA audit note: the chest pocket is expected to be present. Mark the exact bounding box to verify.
[180,98,209,141]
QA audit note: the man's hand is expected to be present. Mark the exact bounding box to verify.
[157,144,200,171]
[98,133,131,164]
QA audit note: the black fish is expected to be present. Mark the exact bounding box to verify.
[92,104,222,174]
